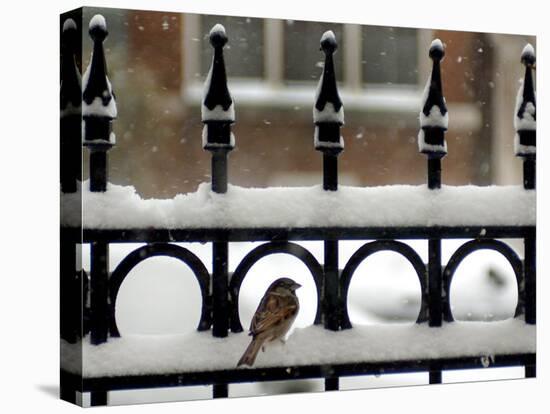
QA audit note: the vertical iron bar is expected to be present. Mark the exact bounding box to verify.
[213,383,228,398]
[89,149,108,192]
[60,116,81,194]
[427,157,442,190]
[324,240,339,330]
[90,242,109,345]
[428,239,442,327]
[524,227,536,325]
[60,370,78,405]
[212,241,229,338]
[523,156,536,190]
[429,369,442,384]
[325,377,339,391]
[60,238,81,343]
[90,391,108,406]
[323,152,338,191]
[428,238,442,383]
[211,149,228,194]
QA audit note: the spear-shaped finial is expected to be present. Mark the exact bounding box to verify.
[60,18,81,116]
[201,24,236,197]
[82,14,117,193]
[202,24,234,124]
[60,18,82,194]
[418,39,448,190]
[314,31,344,128]
[314,30,344,153]
[514,43,536,190]
[82,14,117,123]
[314,30,344,192]
[418,39,448,157]
[514,43,536,157]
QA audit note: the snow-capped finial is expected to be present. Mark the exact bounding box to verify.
[82,15,116,193]
[314,30,344,169]
[418,38,448,157]
[202,23,234,124]
[89,14,108,42]
[82,14,116,121]
[61,18,81,114]
[209,23,228,48]
[63,18,77,33]
[314,30,344,125]
[514,43,536,158]
[429,38,445,61]
[202,24,235,154]
[521,43,536,67]
[60,17,82,194]
[320,30,337,54]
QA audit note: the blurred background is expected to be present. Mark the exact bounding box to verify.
[79,7,535,197]
[69,7,535,405]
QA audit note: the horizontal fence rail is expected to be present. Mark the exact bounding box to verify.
[60,13,537,406]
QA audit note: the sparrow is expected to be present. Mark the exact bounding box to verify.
[237,277,301,367]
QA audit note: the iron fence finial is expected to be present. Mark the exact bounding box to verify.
[418,39,448,158]
[60,17,82,194]
[314,30,344,181]
[514,43,536,158]
[202,24,235,156]
[60,18,81,114]
[515,44,536,189]
[314,30,344,124]
[83,15,116,117]
[202,24,234,121]
[83,14,116,193]
[419,39,448,190]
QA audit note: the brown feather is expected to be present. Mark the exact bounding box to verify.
[237,278,300,367]
[237,337,264,367]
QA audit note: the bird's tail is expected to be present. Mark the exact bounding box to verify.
[237,337,263,367]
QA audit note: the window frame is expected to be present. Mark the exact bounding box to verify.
[181,14,480,130]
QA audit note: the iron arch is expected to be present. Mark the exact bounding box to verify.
[443,239,523,322]
[340,240,428,329]
[229,242,323,333]
[108,243,211,336]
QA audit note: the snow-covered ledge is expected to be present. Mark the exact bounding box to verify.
[61,320,535,378]
[61,181,535,229]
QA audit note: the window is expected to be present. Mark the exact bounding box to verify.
[182,14,430,112]
[284,21,344,82]
[200,15,264,79]
[362,27,418,85]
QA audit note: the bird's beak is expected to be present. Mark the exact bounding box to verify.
[293,282,302,290]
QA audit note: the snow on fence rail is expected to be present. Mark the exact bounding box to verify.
[60,13,536,406]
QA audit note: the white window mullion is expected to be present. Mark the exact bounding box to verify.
[343,24,362,90]
[417,28,434,82]
[264,19,284,87]
[181,14,201,87]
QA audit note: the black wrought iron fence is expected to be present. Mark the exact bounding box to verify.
[60,11,536,407]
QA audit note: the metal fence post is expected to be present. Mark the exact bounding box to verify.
[418,39,448,384]
[514,44,537,376]
[83,14,116,351]
[514,44,536,190]
[202,24,236,398]
[60,13,84,404]
[314,30,344,337]
[60,17,83,346]
[313,30,344,391]
[82,14,118,406]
